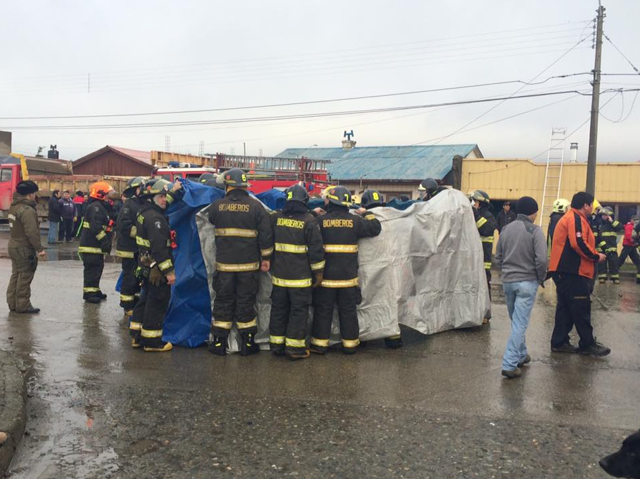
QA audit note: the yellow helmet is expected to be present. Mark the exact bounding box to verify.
[552,198,570,214]
[592,199,602,213]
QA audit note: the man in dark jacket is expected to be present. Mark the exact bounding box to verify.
[207,168,274,356]
[311,186,382,355]
[595,206,624,284]
[269,184,324,360]
[496,201,516,233]
[79,182,115,303]
[7,181,46,314]
[47,190,62,244]
[471,190,498,324]
[58,190,77,242]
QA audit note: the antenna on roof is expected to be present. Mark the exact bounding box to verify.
[342,130,356,150]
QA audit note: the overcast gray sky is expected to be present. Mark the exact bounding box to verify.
[2,0,639,162]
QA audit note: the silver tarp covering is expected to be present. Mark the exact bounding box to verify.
[195,189,490,351]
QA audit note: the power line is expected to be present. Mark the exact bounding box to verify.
[603,34,640,75]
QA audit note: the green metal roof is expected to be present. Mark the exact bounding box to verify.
[277,144,481,181]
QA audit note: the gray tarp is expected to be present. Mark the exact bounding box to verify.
[195,189,490,351]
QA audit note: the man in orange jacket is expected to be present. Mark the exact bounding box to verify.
[548,192,610,356]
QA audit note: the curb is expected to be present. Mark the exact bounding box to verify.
[0,350,27,476]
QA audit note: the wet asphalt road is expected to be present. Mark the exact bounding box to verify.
[1,238,640,478]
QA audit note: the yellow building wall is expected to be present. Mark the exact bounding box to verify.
[461,159,640,206]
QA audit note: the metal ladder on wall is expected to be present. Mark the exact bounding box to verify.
[539,127,566,230]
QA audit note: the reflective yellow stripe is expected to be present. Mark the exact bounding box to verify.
[311,337,329,347]
[612,221,620,227]
[136,237,151,247]
[364,214,376,220]
[214,228,257,238]
[269,335,285,345]
[342,338,360,348]
[476,217,488,228]
[286,338,306,348]
[115,250,135,258]
[158,259,173,271]
[272,276,312,288]
[216,262,259,272]
[141,328,163,338]
[481,236,494,243]
[484,262,492,270]
[167,194,175,205]
[605,247,617,253]
[598,241,607,247]
[601,232,618,237]
[261,247,274,256]
[129,321,142,331]
[137,214,144,224]
[213,320,232,329]
[310,260,325,271]
[83,222,91,228]
[96,230,107,241]
[275,243,308,253]
[321,278,359,288]
[78,246,106,254]
[237,318,257,329]
[388,334,401,340]
[120,294,135,302]
[83,287,100,292]
[129,226,137,238]
[324,244,358,253]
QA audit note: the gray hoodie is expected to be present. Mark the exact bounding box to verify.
[495,214,548,285]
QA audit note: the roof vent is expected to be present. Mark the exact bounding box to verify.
[342,130,356,150]
[47,145,59,159]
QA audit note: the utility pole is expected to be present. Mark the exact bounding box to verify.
[586,4,605,195]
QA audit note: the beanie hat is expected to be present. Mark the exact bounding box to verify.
[516,196,538,216]
[16,180,39,195]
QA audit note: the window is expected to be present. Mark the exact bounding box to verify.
[185,173,201,179]
[0,168,12,183]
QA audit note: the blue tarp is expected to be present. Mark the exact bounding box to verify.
[256,189,286,211]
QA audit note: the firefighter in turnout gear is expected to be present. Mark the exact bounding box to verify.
[129,179,178,352]
[548,198,570,248]
[311,186,382,354]
[595,206,624,284]
[418,178,439,201]
[6,180,46,314]
[207,168,274,356]
[361,189,402,349]
[115,176,146,316]
[471,190,497,324]
[79,181,115,303]
[268,184,325,360]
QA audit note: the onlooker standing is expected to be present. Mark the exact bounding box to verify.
[58,190,77,242]
[618,216,640,284]
[73,191,86,238]
[548,192,611,356]
[496,201,516,233]
[7,181,46,314]
[495,197,547,379]
[47,190,62,244]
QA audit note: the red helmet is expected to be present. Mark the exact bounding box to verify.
[89,181,113,200]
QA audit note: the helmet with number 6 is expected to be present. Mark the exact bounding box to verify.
[361,189,385,208]
[284,184,309,204]
[222,168,249,187]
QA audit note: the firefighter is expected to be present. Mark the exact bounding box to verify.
[418,178,439,201]
[79,181,115,304]
[471,190,497,324]
[6,180,46,314]
[548,198,570,248]
[311,186,382,354]
[129,179,177,352]
[115,176,146,317]
[595,206,624,284]
[207,168,274,356]
[269,184,324,360]
[360,189,402,349]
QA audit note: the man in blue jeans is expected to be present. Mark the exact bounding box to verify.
[495,196,548,379]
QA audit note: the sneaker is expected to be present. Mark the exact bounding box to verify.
[287,350,310,361]
[384,336,404,349]
[517,354,531,367]
[579,341,611,357]
[551,342,579,353]
[208,336,227,356]
[240,333,260,356]
[501,368,522,379]
[144,342,173,353]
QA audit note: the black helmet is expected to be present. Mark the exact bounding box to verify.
[148,179,172,196]
[139,178,159,199]
[285,184,309,204]
[361,189,384,208]
[470,190,491,204]
[222,168,249,187]
[203,178,225,190]
[418,178,438,195]
[199,173,216,184]
[600,206,614,216]
[326,185,352,207]
[123,176,146,198]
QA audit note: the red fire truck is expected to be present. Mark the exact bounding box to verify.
[152,153,331,195]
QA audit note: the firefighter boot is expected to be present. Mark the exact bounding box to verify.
[208,336,227,356]
[144,341,173,353]
[240,332,260,356]
[636,274,640,284]
[97,291,108,300]
[270,344,285,357]
[384,335,404,349]
[84,294,101,304]
[287,350,310,361]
